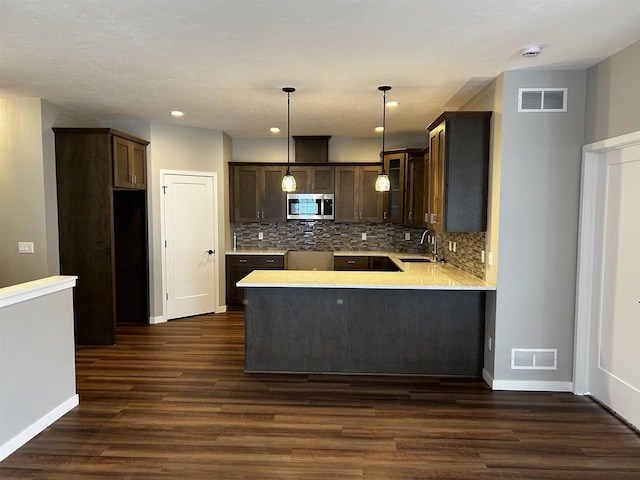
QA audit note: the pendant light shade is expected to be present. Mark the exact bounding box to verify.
[281,87,296,192]
[375,85,391,192]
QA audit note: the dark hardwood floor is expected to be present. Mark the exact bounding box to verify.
[2,312,639,479]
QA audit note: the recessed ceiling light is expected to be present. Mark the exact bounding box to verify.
[521,45,542,57]
[386,101,399,107]
[270,127,281,133]
[375,126,384,133]
[170,110,184,117]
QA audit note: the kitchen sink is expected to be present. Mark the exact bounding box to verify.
[398,257,432,263]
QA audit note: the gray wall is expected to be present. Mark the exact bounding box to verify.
[0,284,77,455]
[232,133,426,163]
[104,120,229,320]
[461,74,504,378]
[0,98,98,288]
[463,70,586,384]
[585,39,640,144]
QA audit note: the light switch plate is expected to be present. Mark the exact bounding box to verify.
[361,233,367,240]
[18,241,34,254]
[258,232,263,240]
[404,232,411,240]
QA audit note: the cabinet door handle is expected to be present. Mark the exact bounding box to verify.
[239,259,248,263]
[383,211,387,220]
[266,259,275,263]
[347,260,356,264]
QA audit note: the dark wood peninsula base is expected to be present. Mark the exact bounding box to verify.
[244,287,485,376]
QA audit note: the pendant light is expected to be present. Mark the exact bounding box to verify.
[375,85,391,192]
[281,87,296,192]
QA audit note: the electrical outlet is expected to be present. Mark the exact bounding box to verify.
[361,232,367,240]
[448,241,452,251]
[488,252,494,266]
[404,232,411,241]
[258,232,263,240]
[481,250,485,263]
[453,242,457,252]
[488,336,492,351]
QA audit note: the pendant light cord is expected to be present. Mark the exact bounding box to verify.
[287,90,291,173]
[382,88,386,154]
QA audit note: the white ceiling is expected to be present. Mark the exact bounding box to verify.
[1,0,639,138]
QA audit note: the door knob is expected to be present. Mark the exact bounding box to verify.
[206,249,214,255]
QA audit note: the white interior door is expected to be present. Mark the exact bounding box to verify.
[588,142,640,429]
[163,173,216,320]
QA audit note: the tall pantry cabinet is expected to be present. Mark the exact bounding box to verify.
[54,128,150,345]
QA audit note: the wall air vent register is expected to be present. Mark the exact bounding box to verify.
[511,348,558,370]
[518,88,567,112]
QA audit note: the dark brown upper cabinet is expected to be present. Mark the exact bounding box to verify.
[426,111,491,232]
[113,135,147,189]
[381,148,424,224]
[334,164,383,223]
[230,164,286,222]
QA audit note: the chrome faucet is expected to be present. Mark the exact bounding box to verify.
[420,229,440,262]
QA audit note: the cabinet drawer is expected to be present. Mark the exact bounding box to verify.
[334,256,369,270]
[252,255,284,268]
[227,255,284,268]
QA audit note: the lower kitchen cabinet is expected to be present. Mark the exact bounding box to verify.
[225,254,285,310]
[334,256,369,271]
[334,255,400,271]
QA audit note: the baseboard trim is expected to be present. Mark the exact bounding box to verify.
[149,315,166,324]
[0,394,79,462]
[483,369,573,391]
[482,368,494,388]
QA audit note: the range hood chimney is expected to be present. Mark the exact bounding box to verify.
[293,136,331,163]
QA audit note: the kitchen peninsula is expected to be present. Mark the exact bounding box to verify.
[238,253,494,377]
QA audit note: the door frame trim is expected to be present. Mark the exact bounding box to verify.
[574,130,640,395]
[159,169,219,323]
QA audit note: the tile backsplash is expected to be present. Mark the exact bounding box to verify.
[231,222,487,279]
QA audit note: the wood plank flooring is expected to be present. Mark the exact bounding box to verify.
[1,312,639,479]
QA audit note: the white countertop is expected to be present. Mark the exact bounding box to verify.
[235,251,494,291]
[0,275,78,308]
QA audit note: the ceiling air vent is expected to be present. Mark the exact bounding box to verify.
[511,348,557,370]
[518,88,567,112]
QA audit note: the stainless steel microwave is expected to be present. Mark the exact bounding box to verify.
[286,193,334,220]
